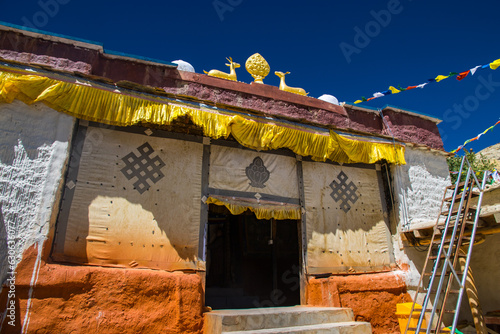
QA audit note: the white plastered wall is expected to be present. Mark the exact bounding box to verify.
[0,100,75,284]
[390,146,451,308]
[392,146,451,232]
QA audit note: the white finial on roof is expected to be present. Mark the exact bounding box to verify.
[318,94,339,105]
[171,60,195,73]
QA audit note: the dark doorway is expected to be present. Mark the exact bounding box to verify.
[205,205,301,309]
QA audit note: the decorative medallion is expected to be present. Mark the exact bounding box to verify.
[245,53,270,84]
[329,171,359,213]
[245,157,270,188]
[121,142,166,194]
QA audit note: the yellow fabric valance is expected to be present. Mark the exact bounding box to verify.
[0,66,405,165]
[206,196,301,220]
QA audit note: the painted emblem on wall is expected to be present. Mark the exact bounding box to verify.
[245,157,270,188]
[121,142,166,194]
[329,171,359,213]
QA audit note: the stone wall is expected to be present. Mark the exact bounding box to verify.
[0,246,205,333]
[0,101,207,333]
[306,272,411,334]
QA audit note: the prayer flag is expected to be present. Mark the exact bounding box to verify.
[490,59,500,70]
[389,86,401,94]
[350,58,499,104]
[456,70,470,81]
[435,75,449,82]
[470,65,481,75]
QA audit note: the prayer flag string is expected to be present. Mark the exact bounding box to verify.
[450,118,500,154]
[353,58,500,104]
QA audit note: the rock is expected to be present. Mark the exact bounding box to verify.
[478,143,500,169]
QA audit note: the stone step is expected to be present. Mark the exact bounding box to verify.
[221,321,372,334]
[205,295,260,309]
[204,306,359,333]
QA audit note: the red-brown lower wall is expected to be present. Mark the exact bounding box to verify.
[0,246,205,334]
[306,272,412,334]
[2,246,413,334]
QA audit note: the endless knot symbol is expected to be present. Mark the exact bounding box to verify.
[245,157,270,188]
[329,171,359,213]
[121,142,165,194]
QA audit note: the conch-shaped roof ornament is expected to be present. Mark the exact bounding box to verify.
[245,53,270,84]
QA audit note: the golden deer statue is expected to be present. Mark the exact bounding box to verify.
[275,71,308,96]
[204,57,240,81]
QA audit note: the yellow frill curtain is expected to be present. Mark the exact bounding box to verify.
[0,67,405,165]
[206,196,301,221]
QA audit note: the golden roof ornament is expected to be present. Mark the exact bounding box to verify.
[245,53,270,84]
[203,57,240,81]
[275,71,308,96]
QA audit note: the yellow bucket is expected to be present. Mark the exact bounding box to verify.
[395,302,427,334]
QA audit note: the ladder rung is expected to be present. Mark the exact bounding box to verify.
[436,220,475,229]
[407,328,436,333]
[444,192,480,202]
[428,253,466,260]
[446,181,466,189]
[423,288,460,294]
[422,308,456,314]
[418,309,456,317]
[441,208,477,216]
[423,271,464,277]
[431,239,451,245]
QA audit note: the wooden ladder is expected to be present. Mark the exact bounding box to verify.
[405,155,487,334]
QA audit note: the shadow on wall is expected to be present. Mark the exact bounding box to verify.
[54,124,202,269]
[402,244,428,288]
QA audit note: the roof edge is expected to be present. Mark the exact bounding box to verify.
[343,102,442,124]
[0,21,177,68]
[382,104,442,124]
[0,21,103,51]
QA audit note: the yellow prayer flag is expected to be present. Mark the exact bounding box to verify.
[435,75,449,82]
[388,86,401,94]
[354,100,362,104]
[490,59,500,70]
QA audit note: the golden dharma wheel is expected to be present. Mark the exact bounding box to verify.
[245,53,270,84]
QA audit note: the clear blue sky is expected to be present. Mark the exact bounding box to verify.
[1,0,499,153]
